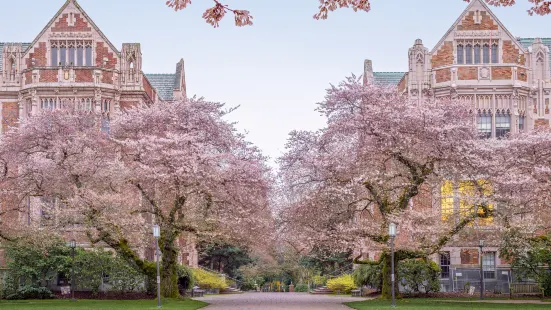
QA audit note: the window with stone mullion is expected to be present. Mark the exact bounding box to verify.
[495,111,511,138]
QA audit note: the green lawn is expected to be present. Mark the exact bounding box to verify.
[345,299,551,309]
[0,298,208,310]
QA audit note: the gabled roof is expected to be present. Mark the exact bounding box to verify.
[430,0,526,54]
[24,0,120,56]
[373,72,406,85]
[145,74,177,100]
[0,42,31,72]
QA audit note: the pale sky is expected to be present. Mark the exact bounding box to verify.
[2,0,551,165]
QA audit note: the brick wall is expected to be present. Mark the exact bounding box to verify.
[432,42,453,68]
[75,69,93,82]
[435,68,451,83]
[458,67,478,80]
[2,102,19,132]
[535,118,550,128]
[39,69,58,83]
[491,67,511,80]
[503,41,521,64]
[120,101,138,111]
[457,11,498,31]
[95,42,117,69]
[51,13,91,32]
[26,42,47,67]
[143,76,155,102]
[398,75,407,93]
[517,67,527,82]
[102,71,113,84]
[460,248,479,264]
[24,71,32,85]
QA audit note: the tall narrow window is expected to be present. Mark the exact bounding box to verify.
[483,252,496,279]
[477,111,492,138]
[495,111,511,138]
[102,100,110,113]
[69,44,75,66]
[519,115,525,131]
[51,45,58,66]
[440,252,451,279]
[466,44,473,64]
[77,42,84,66]
[474,44,481,64]
[491,44,499,64]
[60,46,67,66]
[483,44,490,64]
[85,43,92,66]
[457,44,464,64]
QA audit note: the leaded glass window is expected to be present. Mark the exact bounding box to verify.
[483,44,490,64]
[457,44,464,64]
[495,111,511,138]
[440,252,451,279]
[474,44,481,64]
[483,252,496,279]
[477,111,492,138]
[492,44,499,64]
[466,44,473,64]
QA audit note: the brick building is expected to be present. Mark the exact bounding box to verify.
[359,0,551,293]
[0,0,197,274]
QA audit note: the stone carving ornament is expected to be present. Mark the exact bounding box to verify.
[479,67,490,80]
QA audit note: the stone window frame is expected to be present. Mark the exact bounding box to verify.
[50,40,94,67]
[495,109,511,138]
[456,40,499,65]
[440,252,451,279]
[477,109,492,139]
[482,252,496,279]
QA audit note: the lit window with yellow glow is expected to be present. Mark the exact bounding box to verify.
[441,180,454,221]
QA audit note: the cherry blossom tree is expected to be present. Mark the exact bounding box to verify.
[277,77,496,298]
[166,0,550,28]
[0,98,274,298]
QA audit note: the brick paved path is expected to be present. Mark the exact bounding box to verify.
[195,292,367,309]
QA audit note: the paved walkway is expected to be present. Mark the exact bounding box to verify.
[195,292,367,309]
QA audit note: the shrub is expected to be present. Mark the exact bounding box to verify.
[397,259,441,294]
[192,268,227,289]
[326,274,356,293]
[352,264,382,291]
[294,283,308,292]
[311,275,327,286]
[177,264,195,291]
[6,286,54,300]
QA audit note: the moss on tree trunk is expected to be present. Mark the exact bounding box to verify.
[160,235,180,298]
[381,252,400,300]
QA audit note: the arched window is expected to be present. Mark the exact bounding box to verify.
[8,58,16,71]
[477,111,492,138]
[457,44,464,64]
[474,44,481,64]
[466,44,473,64]
[483,44,490,64]
[495,111,511,138]
[491,44,499,64]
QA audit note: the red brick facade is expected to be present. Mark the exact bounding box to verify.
[432,42,454,68]
[535,119,550,128]
[143,76,155,101]
[102,71,113,84]
[120,101,139,111]
[460,248,480,265]
[25,42,47,67]
[398,76,407,93]
[95,42,117,69]
[435,68,451,83]
[24,71,32,85]
[457,11,498,31]
[491,67,512,80]
[458,67,478,80]
[2,102,19,132]
[39,69,58,83]
[75,69,93,82]
[502,40,521,64]
[518,67,527,82]
[51,13,91,32]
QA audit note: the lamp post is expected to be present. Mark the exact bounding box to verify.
[479,239,484,300]
[389,223,397,308]
[153,224,162,308]
[68,239,76,302]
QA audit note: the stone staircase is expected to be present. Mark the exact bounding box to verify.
[310,286,334,294]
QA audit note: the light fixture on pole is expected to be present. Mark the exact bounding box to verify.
[389,223,397,308]
[153,224,162,309]
[479,239,484,300]
[68,239,77,302]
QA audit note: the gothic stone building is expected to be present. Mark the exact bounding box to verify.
[0,0,197,274]
[359,0,551,293]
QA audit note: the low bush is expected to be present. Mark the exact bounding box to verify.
[353,263,382,291]
[192,268,227,289]
[294,283,308,292]
[6,286,54,300]
[326,274,356,294]
[397,259,441,294]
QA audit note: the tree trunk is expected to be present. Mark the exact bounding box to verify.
[160,233,180,298]
[381,252,400,300]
